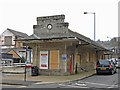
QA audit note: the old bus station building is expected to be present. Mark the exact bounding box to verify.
[16,15,110,75]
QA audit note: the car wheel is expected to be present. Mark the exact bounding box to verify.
[96,71,99,75]
[114,70,117,73]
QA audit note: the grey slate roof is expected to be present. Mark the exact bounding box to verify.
[7,28,29,38]
[22,29,93,42]
[17,29,106,50]
[68,30,106,50]
[28,32,74,40]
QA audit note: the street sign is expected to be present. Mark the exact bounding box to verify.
[62,54,67,61]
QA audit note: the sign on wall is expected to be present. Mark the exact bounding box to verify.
[62,54,67,61]
[40,51,49,69]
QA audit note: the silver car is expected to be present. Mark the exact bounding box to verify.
[116,59,120,68]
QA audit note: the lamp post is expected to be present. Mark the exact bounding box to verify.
[84,12,96,41]
[24,45,27,81]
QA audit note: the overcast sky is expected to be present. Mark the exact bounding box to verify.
[0,0,119,41]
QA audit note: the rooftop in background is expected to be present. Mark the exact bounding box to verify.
[1,28,29,38]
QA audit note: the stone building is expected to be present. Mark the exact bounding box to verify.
[110,37,120,58]
[16,15,108,75]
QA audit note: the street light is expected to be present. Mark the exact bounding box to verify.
[84,12,96,41]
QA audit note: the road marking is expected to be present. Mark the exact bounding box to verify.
[80,81,118,88]
[83,81,110,86]
[75,83,86,86]
[59,84,89,88]
[107,85,118,88]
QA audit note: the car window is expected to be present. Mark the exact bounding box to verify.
[118,60,120,62]
[97,60,110,65]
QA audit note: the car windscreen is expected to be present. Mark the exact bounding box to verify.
[97,60,110,65]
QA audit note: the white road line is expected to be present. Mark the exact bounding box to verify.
[107,85,118,88]
[82,81,118,88]
[75,83,86,86]
[84,82,110,86]
[59,84,89,88]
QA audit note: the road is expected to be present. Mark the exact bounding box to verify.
[24,70,118,88]
[2,69,119,89]
[60,73,118,88]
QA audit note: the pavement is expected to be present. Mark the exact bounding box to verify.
[2,70,96,86]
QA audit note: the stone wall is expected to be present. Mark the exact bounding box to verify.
[33,14,69,37]
[29,40,103,75]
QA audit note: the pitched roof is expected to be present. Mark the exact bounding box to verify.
[7,28,29,38]
[16,28,106,50]
[2,48,26,58]
[68,30,106,50]
[27,32,74,40]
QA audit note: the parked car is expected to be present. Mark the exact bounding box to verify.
[108,59,117,67]
[25,61,32,68]
[13,61,32,68]
[108,58,117,64]
[96,59,117,75]
[115,59,120,68]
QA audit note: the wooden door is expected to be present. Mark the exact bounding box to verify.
[50,50,59,69]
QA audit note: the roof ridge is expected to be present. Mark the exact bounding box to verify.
[7,28,28,37]
[68,29,105,49]
[7,28,27,35]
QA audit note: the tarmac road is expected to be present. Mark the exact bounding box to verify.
[1,69,119,89]
[24,69,119,88]
[59,69,119,89]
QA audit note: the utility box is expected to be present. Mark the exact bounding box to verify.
[31,66,39,76]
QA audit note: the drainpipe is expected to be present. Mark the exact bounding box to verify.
[64,42,67,73]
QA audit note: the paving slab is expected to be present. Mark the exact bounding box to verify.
[2,70,96,85]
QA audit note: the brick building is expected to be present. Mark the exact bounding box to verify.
[16,15,108,75]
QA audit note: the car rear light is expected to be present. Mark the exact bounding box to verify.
[25,65,32,68]
[109,64,112,68]
[96,65,98,68]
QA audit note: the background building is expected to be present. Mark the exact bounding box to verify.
[97,37,120,58]
[0,28,32,64]
[0,28,28,48]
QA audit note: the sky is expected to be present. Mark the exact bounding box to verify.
[0,0,119,41]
